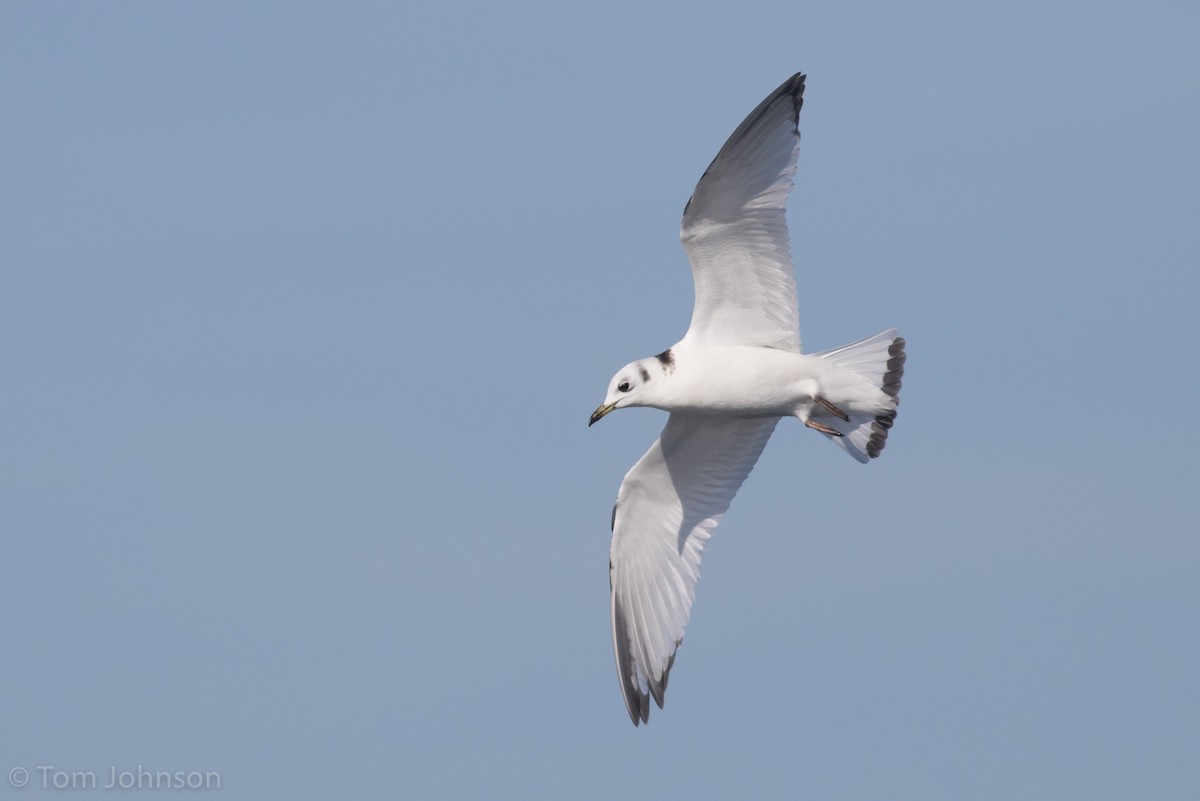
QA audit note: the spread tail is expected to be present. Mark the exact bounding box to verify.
[813,329,906,463]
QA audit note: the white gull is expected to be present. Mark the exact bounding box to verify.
[589,72,907,726]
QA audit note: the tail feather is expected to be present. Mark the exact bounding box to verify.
[814,330,906,462]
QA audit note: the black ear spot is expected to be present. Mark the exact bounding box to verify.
[617,381,632,393]
[655,349,675,372]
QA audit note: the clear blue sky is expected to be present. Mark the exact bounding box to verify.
[3,1,1197,799]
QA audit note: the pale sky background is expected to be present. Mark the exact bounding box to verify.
[3,1,1198,799]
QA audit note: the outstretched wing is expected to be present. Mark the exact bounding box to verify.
[680,72,806,352]
[609,414,778,725]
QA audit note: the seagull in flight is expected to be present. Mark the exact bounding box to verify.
[589,73,906,726]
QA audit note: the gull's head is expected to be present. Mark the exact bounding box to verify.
[589,351,674,426]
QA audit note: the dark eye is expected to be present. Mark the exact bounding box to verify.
[617,381,632,393]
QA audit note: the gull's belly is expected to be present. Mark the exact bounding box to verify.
[668,347,822,416]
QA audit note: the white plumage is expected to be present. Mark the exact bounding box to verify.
[590,73,907,725]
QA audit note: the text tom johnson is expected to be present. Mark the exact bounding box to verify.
[35,764,222,790]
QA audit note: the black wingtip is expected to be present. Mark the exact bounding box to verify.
[745,71,807,138]
[777,71,806,129]
[681,71,807,219]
